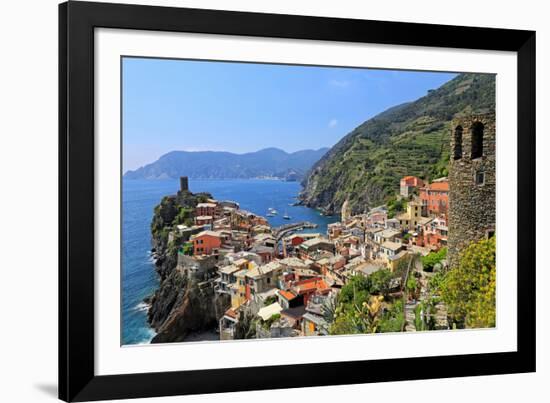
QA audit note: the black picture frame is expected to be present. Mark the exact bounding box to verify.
[59,1,536,401]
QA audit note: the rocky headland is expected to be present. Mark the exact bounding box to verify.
[147,188,230,343]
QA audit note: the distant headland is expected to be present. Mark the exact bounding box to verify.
[124,147,329,181]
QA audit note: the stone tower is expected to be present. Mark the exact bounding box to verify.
[179,176,189,193]
[447,113,496,268]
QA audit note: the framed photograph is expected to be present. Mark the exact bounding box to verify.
[59,1,536,401]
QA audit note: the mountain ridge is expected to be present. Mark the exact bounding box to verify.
[124,147,329,181]
[299,73,496,214]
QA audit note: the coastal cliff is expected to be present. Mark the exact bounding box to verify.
[299,73,496,215]
[148,266,228,343]
[147,187,230,343]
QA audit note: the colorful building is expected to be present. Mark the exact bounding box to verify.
[191,230,222,255]
[245,261,284,298]
[195,202,218,218]
[230,269,248,309]
[419,179,449,217]
[292,277,330,306]
[400,176,425,197]
[396,200,423,231]
[386,250,409,271]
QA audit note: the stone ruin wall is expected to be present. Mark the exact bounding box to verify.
[447,113,496,268]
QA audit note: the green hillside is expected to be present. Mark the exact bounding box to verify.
[300,73,495,214]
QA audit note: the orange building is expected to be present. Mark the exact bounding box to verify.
[400,176,425,197]
[420,180,449,216]
[191,230,222,255]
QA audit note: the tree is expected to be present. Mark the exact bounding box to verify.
[338,275,371,305]
[440,237,496,328]
[369,269,394,297]
[234,306,258,339]
[320,294,338,334]
[387,197,407,219]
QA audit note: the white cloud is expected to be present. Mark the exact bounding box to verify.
[328,119,338,128]
[328,79,350,88]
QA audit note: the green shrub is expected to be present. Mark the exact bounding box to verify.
[421,247,447,272]
[440,237,496,328]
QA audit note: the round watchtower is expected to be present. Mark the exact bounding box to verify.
[447,113,496,268]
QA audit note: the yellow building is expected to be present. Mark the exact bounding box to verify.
[396,200,423,231]
[229,259,258,309]
[230,269,248,309]
[386,250,410,272]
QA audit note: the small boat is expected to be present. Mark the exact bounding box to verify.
[283,210,291,220]
[266,212,275,217]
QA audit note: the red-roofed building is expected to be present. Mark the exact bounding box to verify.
[292,277,330,305]
[420,179,450,217]
[277,290,303,309]
[400,176,425,197]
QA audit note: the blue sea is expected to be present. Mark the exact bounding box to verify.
[122,178,339,345]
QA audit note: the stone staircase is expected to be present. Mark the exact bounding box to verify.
[433,301,449,330]
[404,302,417,332]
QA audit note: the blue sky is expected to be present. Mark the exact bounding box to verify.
[122,57,456,172]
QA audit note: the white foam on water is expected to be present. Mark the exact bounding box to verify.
[134,301,150,312]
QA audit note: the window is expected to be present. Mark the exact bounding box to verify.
[471,121,484,159]
[475,171,485,185]
[453,125,463,160]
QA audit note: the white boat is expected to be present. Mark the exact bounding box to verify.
[283,210,290,220]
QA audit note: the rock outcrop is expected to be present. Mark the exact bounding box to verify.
[148,267,229,343]
[146,187,230,343]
